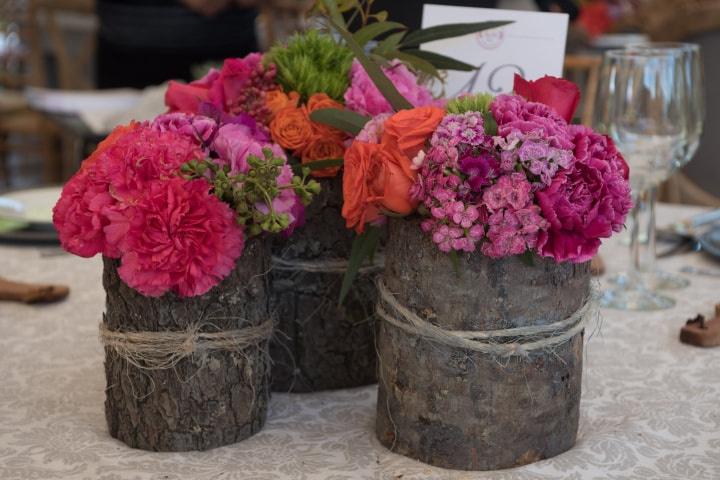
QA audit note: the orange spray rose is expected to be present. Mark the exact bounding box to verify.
[382,106,445,158]
[269,106,313,151]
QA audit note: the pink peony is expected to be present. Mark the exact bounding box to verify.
[535,125,632,263]
[118,178,245,297]
[344,59,443,116]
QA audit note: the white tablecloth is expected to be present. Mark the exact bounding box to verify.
[1,204,719,480]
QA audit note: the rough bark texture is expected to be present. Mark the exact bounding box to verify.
[103,239,271,452]
[269,176,378,392]
[376,218,590,471]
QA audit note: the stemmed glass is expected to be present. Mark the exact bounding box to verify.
[624,43,705,290]
[594,48,690,310]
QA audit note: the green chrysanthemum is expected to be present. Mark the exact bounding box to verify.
[266,30,354,102]
[446,92,495,115]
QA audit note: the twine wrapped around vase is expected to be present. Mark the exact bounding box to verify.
[100,320,274,371]
[376,279,596,358]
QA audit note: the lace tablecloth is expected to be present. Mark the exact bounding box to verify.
[1,204,719,480]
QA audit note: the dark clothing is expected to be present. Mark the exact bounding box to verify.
[97,0,258,88]
[370,0,579,32]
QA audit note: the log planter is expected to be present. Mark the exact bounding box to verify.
[102,239,271,452]
[376,218,591,471]
[270,176,380,392]
[269,176,379,392]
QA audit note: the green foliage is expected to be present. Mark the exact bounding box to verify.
[339,225,382,305]
[309,108,370,135]
[446,92,495,114]
[181,149,320,237]
[266,30,354,102]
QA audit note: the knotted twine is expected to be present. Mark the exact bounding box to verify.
[376,279,596,358]
[100,320,274,371]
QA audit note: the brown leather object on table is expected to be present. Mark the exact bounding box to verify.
[680,305,720,348]
[0,276,69,304]
[590,255,605,276]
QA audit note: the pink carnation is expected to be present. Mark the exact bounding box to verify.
[52,170,116,258]
[152,112,217,146]
[117,178,244,297]
[53,125,203,258]
[536,125,632,263]
[212,123,285,174]
[344,59,442,116]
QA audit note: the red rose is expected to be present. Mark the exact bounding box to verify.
[513,74,581,123]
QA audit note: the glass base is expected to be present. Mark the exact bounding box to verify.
[607,270,690,290]
[601,283,676,311]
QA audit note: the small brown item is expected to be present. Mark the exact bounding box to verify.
[679,304,720,347]
[0,276,69,304]
[590,255,605,276]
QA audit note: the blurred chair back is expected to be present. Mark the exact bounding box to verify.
[25,0,97,90]
[257,0,314,49]
[564,54,601,126]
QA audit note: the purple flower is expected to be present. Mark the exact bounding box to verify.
[212,123,284,174]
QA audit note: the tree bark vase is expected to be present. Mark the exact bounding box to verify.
[376,218,591,471]
[269,177,379,392]
[102,239,271,452]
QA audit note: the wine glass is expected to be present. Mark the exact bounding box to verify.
[594,48,690,310]
[623,43,705,290]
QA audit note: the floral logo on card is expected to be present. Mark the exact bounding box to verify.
[476,30,504,50]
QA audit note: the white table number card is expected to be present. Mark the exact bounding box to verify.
[421,5,569,96]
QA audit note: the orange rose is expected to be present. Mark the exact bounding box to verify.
[382,106,445,159]
[342,139,419,233]
[342,141,383,233]
[269,106,313,151]
[301,135,345,178]
[306,92,344,113]
[265,90,300,118]
[370,144,419,216]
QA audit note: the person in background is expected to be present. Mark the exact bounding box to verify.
[370,0,580,31]
[96,0,259,89]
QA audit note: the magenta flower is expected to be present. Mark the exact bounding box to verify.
[536,125,632,263]
[344,59,442,116]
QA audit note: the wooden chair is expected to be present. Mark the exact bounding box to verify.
[563,54,602,126]
[0,0,96,187]
[257,0,315,49]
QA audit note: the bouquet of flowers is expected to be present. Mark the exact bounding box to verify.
[52,112,319,298]
[341,74,633,264]
[164,28,443,179]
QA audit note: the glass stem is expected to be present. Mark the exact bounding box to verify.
[636,186,657,275]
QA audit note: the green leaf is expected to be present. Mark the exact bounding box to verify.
[339,226,382,305]
[353,21,406,47]
[309,108,370,135]
[400,21,513,48]
[391,51,440,79]
[448,250,461,277]
[519,250,535,267]
[320,0,347,30]
[482,109,498,136]
[305,158,344,171]
[373,31,406,56]
[400,48,476,71]
[328,17,413,111]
